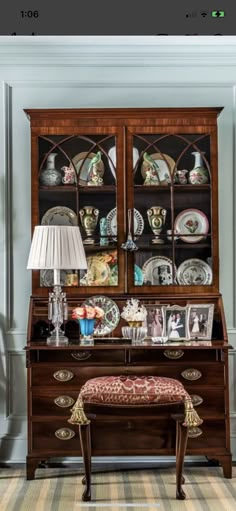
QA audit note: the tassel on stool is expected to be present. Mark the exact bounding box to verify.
[183,398,203,427]
[68,397,90,426]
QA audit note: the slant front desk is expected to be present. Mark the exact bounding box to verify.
[25,108,232,479]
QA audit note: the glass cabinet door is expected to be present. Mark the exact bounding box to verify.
[127,127,217,293]
[33,127,125,294]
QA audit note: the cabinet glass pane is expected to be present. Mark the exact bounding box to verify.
[38,134,118,287]
[132,132,212,287]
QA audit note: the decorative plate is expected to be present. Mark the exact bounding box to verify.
[106,207,144,240]
[80,256,110,286]
[176,258,213,285]
[82,295,120,336]
[108,146,139,179]
[142,256,176,286]
[72,151,104,185]
[40,269,71,287]
[141,153,176,184]
[174,209,209,243]
[134,264,144,286]
[41,206,78,226]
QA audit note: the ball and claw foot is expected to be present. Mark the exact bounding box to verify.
[82,488,91,501]
[176,488,186,500]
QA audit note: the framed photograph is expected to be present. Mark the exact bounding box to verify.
[164,305,188,340]
[187,304,214,340]
[144,305,165,338]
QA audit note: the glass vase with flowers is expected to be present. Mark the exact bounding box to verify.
[72,305,104,344]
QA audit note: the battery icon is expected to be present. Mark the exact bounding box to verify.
[211,11,225,17]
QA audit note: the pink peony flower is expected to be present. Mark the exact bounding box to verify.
[72,304,105,321]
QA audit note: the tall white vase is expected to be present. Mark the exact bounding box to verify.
[40,152,62,186]
[188,151,209,185]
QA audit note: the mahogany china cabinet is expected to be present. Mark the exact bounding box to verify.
[25,108,232,480]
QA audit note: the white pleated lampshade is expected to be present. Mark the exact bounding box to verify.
[27,225,87,270]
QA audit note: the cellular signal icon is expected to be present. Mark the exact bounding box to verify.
[186,12,197,18]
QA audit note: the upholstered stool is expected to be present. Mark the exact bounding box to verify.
[69,375,202,501]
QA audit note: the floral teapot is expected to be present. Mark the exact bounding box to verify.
[61,164,76,185]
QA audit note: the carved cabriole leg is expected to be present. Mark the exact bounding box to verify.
[175,421,188,500]
[79,423,92,501]
[26,456,40,480]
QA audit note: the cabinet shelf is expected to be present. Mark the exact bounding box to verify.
[134,184,211,192]
[83,243,117,252]
[39,185,116,193]
[136,243,211,250]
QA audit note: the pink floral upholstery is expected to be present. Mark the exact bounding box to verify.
[79,375,190,406]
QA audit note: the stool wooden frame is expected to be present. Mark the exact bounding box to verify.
[78,402,189,501]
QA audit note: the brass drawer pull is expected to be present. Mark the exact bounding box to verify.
[53,370,74,382]
[190,394,203,407]
[54,396,75,408]
[55,428,75,440]
[164,350,184,359]
[71,351,91,361]
[188,427,203,438]
[181,368,202,381]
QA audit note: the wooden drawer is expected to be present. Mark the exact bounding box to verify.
[37,349,126,364]
[31,421,81,454]
[32,390,79,416]
[31,363,224,387]
[30,418,227,456]
[186,387,225,416]
[187,420,227,451]
[90,417,176,455]
[30,385,225,419]
[130,349,219,364]
[89,418,227,455]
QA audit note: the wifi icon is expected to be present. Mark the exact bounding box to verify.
[201,11,208,18]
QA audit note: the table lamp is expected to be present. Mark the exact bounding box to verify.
[27,225,87,346]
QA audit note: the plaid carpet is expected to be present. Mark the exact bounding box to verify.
[0,466,235,511]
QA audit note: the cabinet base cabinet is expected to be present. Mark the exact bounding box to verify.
[26,342,232,480]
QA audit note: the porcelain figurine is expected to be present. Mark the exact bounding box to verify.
[87,151,104,186]
[61,164,76,184]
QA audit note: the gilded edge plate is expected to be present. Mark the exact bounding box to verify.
[142,256,176,286]
[72,151,105,185]
[141,153,176,183]
[106,207,144,240]
[82,295,120,336]
[41,206,78,226]
[174,208,209,243]
[176,258,213,285]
